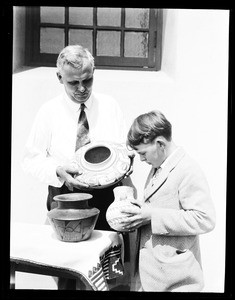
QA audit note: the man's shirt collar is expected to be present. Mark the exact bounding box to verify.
[63,90,93,113]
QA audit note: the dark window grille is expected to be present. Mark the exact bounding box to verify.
[25,7,162,71]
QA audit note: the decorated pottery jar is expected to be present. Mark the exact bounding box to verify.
[74,141,133,189]
[106,186,136,232]
[47,193,100,242]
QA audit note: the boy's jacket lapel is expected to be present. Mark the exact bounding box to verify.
[144,147,186,202]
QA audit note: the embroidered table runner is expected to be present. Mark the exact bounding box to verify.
[10,222,124,291]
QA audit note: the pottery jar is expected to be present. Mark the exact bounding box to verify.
[106,186,136,232]
[47,193,100,242]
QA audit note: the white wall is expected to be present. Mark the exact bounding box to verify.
[11,9,229,292]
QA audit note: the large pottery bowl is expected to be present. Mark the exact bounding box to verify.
[74,141,133,189]
[47,193,100,242]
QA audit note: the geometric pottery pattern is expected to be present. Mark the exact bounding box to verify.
[50,218,96,242]
[106,199,135,232]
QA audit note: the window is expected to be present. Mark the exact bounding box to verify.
[25,7,162,71]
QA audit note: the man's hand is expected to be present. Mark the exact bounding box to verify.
[56,163,90,191]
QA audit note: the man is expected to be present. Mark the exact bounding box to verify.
[22,44,134,290]
[22,44,133,230]
[120,110,216,292]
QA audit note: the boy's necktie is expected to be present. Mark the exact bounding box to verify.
[150,167,162,187]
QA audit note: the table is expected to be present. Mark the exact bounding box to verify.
[10,222,124,291]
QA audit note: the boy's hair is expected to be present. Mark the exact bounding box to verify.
[127,110,172,149]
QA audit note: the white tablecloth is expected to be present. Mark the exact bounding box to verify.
[10,222,124,291]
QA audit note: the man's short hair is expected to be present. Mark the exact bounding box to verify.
[56,45,94,72]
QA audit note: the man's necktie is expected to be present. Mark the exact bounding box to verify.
[75,103,90,151]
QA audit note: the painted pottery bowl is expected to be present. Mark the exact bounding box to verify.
[47,193,100,242]
[74,141,133,189]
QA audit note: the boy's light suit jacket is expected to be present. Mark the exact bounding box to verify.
[135,147,216,292]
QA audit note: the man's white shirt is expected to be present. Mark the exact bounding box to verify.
[22,91,127,187]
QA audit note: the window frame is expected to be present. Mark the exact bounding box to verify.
[25,7,162,71]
